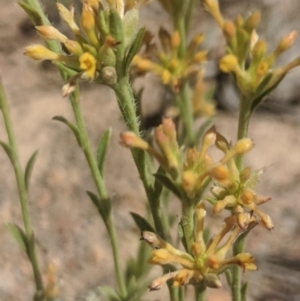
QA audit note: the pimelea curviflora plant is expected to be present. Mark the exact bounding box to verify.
[0,0,300,300]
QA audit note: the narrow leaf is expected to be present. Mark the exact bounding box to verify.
[52,116,82,147]
[18,1,42,25]
[153,173,182,199]
[130,212,155,232]
[124,27,146,72]
[96,128,112,175]
[6,223,28,253]
[225,269,232,286]
[153,166,164,200]
[241,282,248,301]
[99,286,122,301]
[87,191,111,222]
[0,141,13,163]
[24,150,38,192]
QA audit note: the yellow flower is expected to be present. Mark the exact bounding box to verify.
[24,45,60,61]
[79,52,97,79]
[219,54,238,73]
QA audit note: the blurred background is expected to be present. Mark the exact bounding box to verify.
[0,0,300,300]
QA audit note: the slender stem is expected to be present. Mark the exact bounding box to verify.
[0,79,44,293]
[232,96,252,301]
[176,83,195,147]
[113,78,167,239]
[195,284,206,301]
[69,89,127,297]
[235,97,252,170]
[180,202,194,253]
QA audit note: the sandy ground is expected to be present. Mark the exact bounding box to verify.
[1,1,300,301]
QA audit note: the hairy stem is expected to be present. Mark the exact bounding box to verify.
[0,78,44,293]
[176,83,195,147]
[113,78,167,239]
[69,89,127,297]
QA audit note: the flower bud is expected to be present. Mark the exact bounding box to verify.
[252,40,267,62]
[239,166,251,183]
[193,51,208,64]
[120,132,149,150]
[81,2,99,46]
[24,45,60,61]
[36,26,68,43]
[210,165,230,181]
[56,3,80,35]
[219,54,238,73]
[234,138,253,154]
[64,40,83,56]
[223,21,236,40]
[171,31,180,49]
[244,11,261,32]
[274,30,298,57]
[241,190,254,205]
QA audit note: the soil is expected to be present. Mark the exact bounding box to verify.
[0,1,300,301]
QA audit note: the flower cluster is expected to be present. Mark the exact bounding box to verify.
[132,28,207,91]
[141,202,257,290]
[24,0,147,94]
[120,117,273,290]
[121,118,254,201]
[210,133,273,230]
[203,0,300,106]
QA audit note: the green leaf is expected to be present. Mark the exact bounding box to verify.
[96,128,112,175]
[130,212,155,232]
[24,150,38,192]
[0,141,13,163]
[6,223,28,253]
[18,1,42,25]
[124,27,145,72]
[52,116,82,147]
[225,269,232,286]
[109,10,125,74]
[178,223,188,252]
[195,118,214,143]
[153,166,164,200]
[98,10,110,37]
[241,282,248,301]
[99,286,122,301]
[153,173,182,199]
[87,191,111,222]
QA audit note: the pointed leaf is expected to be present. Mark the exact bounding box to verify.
[130,212,155,232]
[178,223,188,252]
[6,223,28,253]
[99,286,122,301]
[24,150,38,192]
[18,1,42,25]
[153,166,164,200]
[124,27,146,72]
[241,282,248,301]
[52,116,82,147]
[96,128,112,175]
[0,141,13,163]
[153,173,182,199]
[225,269,232,286]
[87,191,111,222]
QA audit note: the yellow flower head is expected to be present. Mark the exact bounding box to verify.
[79,52,97,79]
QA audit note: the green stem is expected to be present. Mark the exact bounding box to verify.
[195,284,206,301]
[180,202,194,253]
[176,83,195,147]
[69,89,127,298]
[235,97,252,170]
[0,79,44,293]
[113,78,167,239]
[232,96,252,301]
